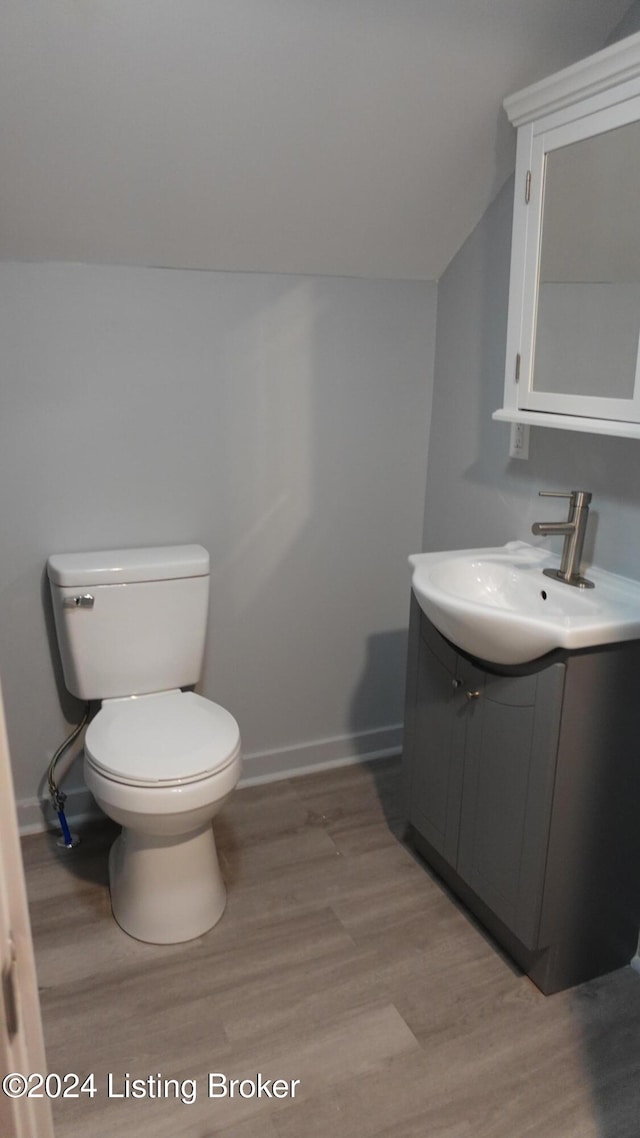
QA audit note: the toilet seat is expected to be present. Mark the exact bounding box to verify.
[85,690,241,788]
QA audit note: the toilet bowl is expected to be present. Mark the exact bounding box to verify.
[46,543,242,945]
[83,689,242,944]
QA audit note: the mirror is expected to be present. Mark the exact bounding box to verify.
[534,120,640,403]
[494,31,640,438]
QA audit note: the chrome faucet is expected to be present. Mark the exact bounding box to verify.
[531,490,594,589]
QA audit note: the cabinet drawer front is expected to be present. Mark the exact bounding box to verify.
[409,640,466,863]
[479,671,538,707]
[457,663,565,949]
[419,613,458,678]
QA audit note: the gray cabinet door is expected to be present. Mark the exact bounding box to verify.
[456,663,565,949]
[408,627,467,865]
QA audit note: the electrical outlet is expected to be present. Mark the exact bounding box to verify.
[509,422,530,460]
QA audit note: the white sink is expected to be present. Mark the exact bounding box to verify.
[409,541,640,665]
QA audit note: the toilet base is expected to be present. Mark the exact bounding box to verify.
[108,823,227,944]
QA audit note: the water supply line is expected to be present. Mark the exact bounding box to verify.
[47,703,91,849]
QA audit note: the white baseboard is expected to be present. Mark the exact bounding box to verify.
[17,786,101,836]
[17,724,403,836]
[238,723,402,787]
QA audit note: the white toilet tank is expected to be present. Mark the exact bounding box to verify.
[47,544,210,700]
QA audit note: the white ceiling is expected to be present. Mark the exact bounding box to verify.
[0,1,633,280]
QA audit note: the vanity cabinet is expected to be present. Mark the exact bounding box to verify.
[403,596,640,994]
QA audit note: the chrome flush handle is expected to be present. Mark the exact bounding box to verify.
[62,594,95,609]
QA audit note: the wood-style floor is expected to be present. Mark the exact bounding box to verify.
[21,757,640,1138]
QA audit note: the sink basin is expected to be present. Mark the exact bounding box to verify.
[409,541,640,665]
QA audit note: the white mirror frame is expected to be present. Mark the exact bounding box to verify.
[494,31,640,439]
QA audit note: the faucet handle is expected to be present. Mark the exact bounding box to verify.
[539,489,592,506]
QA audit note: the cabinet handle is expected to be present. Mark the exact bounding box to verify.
[465,689,482,701]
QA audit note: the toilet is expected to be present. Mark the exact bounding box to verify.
[47,544,242,945]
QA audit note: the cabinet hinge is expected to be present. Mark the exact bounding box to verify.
[525,170,531,204]
[515,353,521,382]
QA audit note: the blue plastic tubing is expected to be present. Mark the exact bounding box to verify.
[57,809,74,848]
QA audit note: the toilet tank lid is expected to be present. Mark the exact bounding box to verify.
[47,544,210,587]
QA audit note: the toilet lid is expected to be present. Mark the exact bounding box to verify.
[85,690,241,787]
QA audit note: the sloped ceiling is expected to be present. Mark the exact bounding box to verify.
[0,1,633,279]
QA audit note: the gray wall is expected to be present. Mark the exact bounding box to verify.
[607,1,640,44]
[0,263,436,826]
[423,4,640,568]
[422,175,640,575]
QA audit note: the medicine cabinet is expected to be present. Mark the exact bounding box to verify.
[493,31,640,438]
